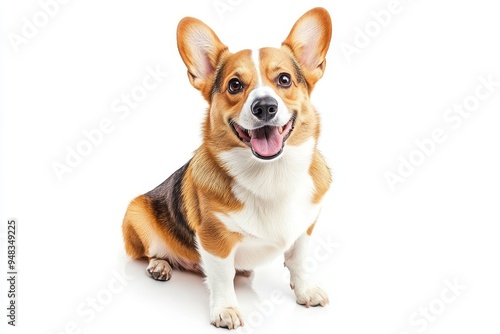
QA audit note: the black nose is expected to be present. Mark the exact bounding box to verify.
[251,96,278,121]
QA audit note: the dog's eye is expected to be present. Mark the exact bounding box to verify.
[277,73,292,88]
[228,78,243,94]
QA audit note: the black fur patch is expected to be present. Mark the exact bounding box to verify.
[211,61,227,96]
[145,161,195,249]
[290,56,304,84]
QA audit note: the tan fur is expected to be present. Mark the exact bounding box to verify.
[122,143,245,260]
[122,195,200,263]
[282,8,332,91]
[123,6,332,273]
[122,218,146,259]
[309,150,332,204]
[184,147,244,258]
[306,222,316,236]
[176,17,228,100]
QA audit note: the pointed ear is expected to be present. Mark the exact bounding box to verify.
[177,17,228,92]
[282,8,332,88]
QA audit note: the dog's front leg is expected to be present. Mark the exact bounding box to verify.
[199,246,244,329]
[285,232,329,307]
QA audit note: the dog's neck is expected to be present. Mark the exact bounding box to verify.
[217,137,316,199]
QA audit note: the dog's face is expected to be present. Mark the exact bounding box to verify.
[177,8,331,160]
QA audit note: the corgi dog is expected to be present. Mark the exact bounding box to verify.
[122,7,332,329]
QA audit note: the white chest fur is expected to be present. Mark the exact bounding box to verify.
[217,138,321,270]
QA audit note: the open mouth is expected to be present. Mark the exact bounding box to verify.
[230,117,295,160]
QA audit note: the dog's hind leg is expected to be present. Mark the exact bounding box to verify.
[122,195,175,281]
[122,194,200,281]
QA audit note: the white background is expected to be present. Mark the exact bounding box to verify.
[1,0,500,333]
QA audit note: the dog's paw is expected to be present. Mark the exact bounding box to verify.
[211,307,244,330]
[294,285,329,307]
[146,258,172,281]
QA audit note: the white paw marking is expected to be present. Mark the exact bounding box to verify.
[294,285,329,307]
[146,258,172,281]
[211,307,244,329]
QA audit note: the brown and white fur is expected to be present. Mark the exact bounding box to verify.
[122,7,332,329]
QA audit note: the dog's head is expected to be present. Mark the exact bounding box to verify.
[177,8,331,161]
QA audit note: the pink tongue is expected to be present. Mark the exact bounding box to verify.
[250,127,283,157]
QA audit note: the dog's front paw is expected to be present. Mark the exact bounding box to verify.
[211,307,244,330]
[293,285,329,307]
